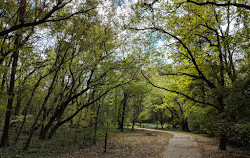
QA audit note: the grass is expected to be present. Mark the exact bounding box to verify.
[133,123,161,128]
[133,127,174,137]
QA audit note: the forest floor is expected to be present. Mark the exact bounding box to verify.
[61,129,173,158]
[62,128,250,158]
[1,128,249,158]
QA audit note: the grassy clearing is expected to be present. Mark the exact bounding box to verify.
[150,131,173,137]
[133,123,162,129]
[133,127,174,137]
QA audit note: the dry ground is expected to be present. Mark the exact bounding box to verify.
[194,135,250,158]
[61,130,172,158]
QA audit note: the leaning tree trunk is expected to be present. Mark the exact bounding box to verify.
[1,0,27,147]
[39,108,48,139]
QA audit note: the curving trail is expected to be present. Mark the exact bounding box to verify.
[135,128,202,158]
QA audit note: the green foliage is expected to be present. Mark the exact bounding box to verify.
[227,123,250,149]
[189,108,221,135]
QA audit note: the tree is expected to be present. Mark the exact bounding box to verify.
[0,0,98,148]
[123,0,249,150]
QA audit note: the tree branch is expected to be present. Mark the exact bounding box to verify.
[186,0,250,10]
[56,79,134,127]
[128,27,216,89]
[0,2,95,37]
[161,72,203,80]
[141,70,220,110]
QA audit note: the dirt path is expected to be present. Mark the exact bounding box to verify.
[136,128,202,158]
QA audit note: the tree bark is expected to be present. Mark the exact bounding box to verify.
[218,97,227,150]
[118,92,128,132]
[181,117,190,132]
[132,121,135,131]
[0,35,20,147]
[14,94,22,116]
[94,102,101,142]
[39,108,48,139]
[104,129,108,152]
[160,121,164,129]
[219,131,227,150]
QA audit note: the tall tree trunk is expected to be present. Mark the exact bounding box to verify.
[94,102,101,142]
[117,101,122,127]
[171,113,176,128]
[160,121,164,129]
[24,79,62,149]
[118,93,127,132]
[23,107,43,150]
[14,94,22,116]
[74,110,82,143]
[39,104,67,139]
[0,35,20,147]
[47,124,60,139]
[131,104,137,131]
[132,121,135,131]
[219,131,227,150]
[0,59,11,91]
[181,117,189,132]
[47,107,65,139]
[104,129,108,152]
[38,68,61,139]
[218,98,227,150]
[160,113,164,129]
[185,117,189,132]
[39,108,47,139]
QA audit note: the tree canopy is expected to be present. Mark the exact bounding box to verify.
[0,0,249,151]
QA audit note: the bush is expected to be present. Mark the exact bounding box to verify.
[227,123,250,149]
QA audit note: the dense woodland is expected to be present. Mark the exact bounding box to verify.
[0,0,249,153]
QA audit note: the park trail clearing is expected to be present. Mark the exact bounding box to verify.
[136,128,202,158]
